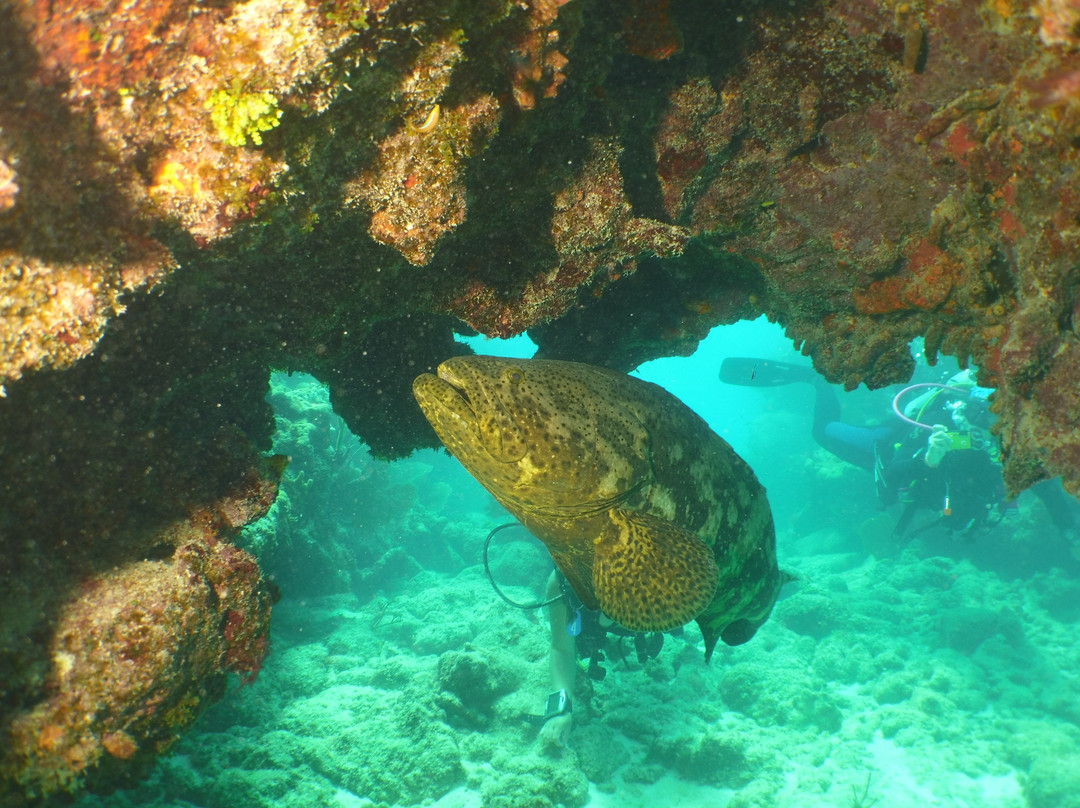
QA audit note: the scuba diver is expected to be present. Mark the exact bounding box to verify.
[538,568,671,746]
[719,357,1077,541]
[483,524,668,747]
[876,373,1005,537]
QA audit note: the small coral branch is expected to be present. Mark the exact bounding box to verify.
[850,773,880,808]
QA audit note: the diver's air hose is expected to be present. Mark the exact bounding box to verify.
[483,522,562,610]
[891,383,968,430]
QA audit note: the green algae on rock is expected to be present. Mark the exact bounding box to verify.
[205,88,284,148]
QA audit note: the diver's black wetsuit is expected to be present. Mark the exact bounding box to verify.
[807,381,1006,536]
[878,438,1006,536]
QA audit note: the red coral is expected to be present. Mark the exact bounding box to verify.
[853,239,961,315]
[224,610,268,684]
[621,0,683,61]
[944,120,980,161]
[653,78,744,221]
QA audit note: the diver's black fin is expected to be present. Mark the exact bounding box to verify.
[700,622,721,664]
[719,357,818,387]
[892,500,920,539]
[697,617,763,663]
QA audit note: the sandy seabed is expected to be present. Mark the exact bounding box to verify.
[74,504,1080,808]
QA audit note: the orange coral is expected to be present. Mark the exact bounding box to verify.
[507,0,573,109]
[101,730,138,760]
[1034,0,1080,47]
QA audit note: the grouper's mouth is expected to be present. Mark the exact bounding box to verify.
[418,361,528,463]
[412,372,477,437]
[436,364,473,412]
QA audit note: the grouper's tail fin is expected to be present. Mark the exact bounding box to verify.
[699,568,798,663]
[699,617,761,664]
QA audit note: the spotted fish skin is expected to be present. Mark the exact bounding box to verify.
[412,355,784,660]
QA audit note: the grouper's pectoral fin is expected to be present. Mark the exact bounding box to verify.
[592,509,719,633]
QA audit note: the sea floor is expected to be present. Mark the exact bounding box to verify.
[73,503,1080,808]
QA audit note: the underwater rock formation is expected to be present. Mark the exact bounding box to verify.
[0,453,281,804]
[3,0,1080,487]
[2,0,1080,800]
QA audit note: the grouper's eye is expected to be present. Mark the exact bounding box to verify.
[505,367,524,385]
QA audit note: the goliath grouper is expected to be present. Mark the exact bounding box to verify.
[412,355,787,661]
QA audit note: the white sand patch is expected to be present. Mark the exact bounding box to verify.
[863,733,1025,808]
[428,785,484,808]
[332,788,375,807]
[587,775,733,807]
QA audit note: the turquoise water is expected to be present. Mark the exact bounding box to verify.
[75,318,1080,808]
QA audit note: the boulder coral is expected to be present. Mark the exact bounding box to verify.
[3,0,1080,800]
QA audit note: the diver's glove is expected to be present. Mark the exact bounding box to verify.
[925,424,950,468]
